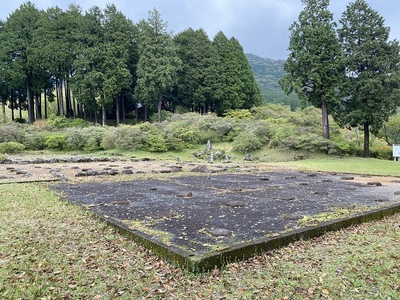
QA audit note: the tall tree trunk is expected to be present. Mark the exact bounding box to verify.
[57,79,64,116]
[321,95,329,139]
[121,92,125,124]
[35,93,41,120]
[157,93,162,123]
[1,103,5,123]
[10,90,15,121]
[65,79,72,117]
[102,103,106,126]
[18,93,22,119]
[116,95,120,126]
[26,79,35,124]
[44,91,48,119]
[364,121,370,158]
[72,97,76,118]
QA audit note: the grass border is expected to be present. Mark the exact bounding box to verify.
[89,201,400,273]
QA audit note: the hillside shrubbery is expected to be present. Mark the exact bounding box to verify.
[0,104,392,158]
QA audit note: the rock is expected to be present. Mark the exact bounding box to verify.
[1,159,13,164]
[226,201,246,208]
[190,165,209,173]
[176,192,193,198]
[109,170,119,176]
[86,170,99,176]
[206,228,231,237]
[244,154,254,161]
[340,176,354,180]
[16,170,28,175]
[111,200,130,205]
[33,158,45,164]
[75,171,88,177]
[272,196,296,201]
[122,169,133,175]
[258,177,270,181]
[367,182,382,186]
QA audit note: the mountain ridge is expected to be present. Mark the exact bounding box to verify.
[246,53,300,110]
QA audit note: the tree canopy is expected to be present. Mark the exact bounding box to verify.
[280,0,344,141]
[336,0,400,157]
[0,3,261,124]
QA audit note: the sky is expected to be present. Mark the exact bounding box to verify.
[1,0,400,60]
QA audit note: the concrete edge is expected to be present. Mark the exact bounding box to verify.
[90,203,400,273]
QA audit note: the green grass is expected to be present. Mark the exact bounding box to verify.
[1,154,399,299]
[268,155,400,176]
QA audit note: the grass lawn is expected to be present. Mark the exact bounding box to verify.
[0,156,399,299]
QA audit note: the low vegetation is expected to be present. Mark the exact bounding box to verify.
[0,182,398,299]
[0,104,394,160]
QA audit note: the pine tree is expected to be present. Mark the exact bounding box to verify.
[134,8,181,123]
[280,0,344,141]
[337,0,400,157]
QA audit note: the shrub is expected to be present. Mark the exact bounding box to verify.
[24,131,47,150]
[46,116,88,129]
[45,134,67,150]
[0,142,26,154]
[224,109,253,120]
[0,153,6,162]
[0,123,25,143]
[371,145,392,160]
[65,127,106,151]
[232,131,264,153]
[14,118,27,124]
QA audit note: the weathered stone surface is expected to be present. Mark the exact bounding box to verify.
[258,177,270,181]
[122,169,134,175]
[226,201,246,208]
[86,170,99,176]
[75,171,88,177]
[244,154,254,161]
[16,170,28,175]
[207,228,231,237]
[33,158,45,164]
[190,165,209,173]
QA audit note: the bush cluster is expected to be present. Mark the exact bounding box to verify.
[0,105,393,158]
[0,142,25,154]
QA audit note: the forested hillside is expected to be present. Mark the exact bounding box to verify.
[246,53,300,110]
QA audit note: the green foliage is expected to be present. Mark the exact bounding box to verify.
[14,118,27,124]
[379,113,400,145]
[65,127,106,152]
[0,153,6,162]
[135,9,182,123]
[337,0,400,157]
[224,109,253,120]
[0,123,25,143]
[370,145,392,160]
[24,131,47,150]
[45,134,67,150]
[280,0,344,139]
[246,54,301,110]
[232,120,271,153]
[0,141,25,154]
[45,116,88,129]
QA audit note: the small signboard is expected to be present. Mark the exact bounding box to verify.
[393,144,400,160]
